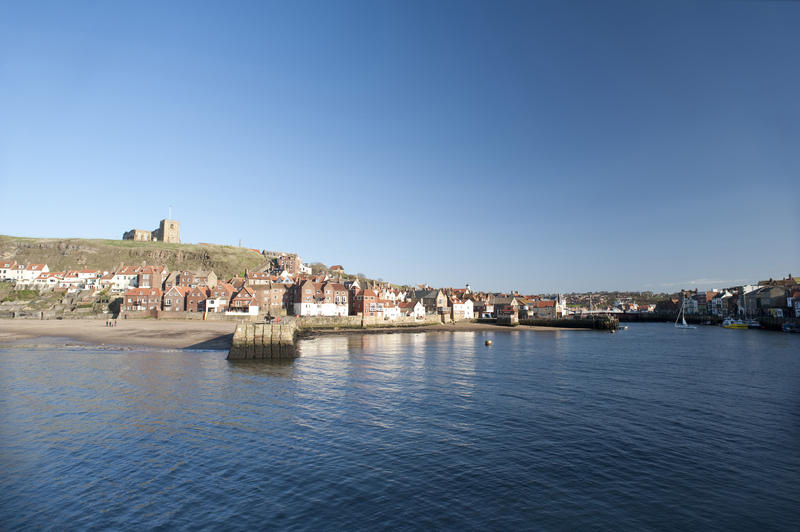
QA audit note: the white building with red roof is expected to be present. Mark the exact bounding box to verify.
[31,271,65,289]
[0,261,18,281]
[110,266,140,292]
[16,264,49,284]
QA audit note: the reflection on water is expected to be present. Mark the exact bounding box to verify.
[227,358,296,377]
[1,325,799,530]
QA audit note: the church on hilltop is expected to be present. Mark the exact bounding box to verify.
[123,219,180,243]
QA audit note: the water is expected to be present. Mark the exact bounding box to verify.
[1,324,798,530]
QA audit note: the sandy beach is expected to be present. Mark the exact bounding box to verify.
[0,318,589,350]
[0,319,237,350]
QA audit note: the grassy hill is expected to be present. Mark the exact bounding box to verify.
[0,235,274,280]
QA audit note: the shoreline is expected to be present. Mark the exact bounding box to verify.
[0,319,237,350]
[0,318,591,350]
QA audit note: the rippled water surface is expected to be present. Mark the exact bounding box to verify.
[1,324,799,530]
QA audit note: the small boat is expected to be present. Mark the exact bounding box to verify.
[675,294,697,329]
[747,319,761,329]
[722,318,748,329]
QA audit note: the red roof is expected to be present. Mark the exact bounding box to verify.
[37,272,64,279]
[125,288,162,296]
[165,286,191,296]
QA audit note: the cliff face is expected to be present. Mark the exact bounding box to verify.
[0,235,272,279]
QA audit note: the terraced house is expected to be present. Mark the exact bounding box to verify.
[163,286,190,311]
[124,288,162,312]
[293,280,349,316]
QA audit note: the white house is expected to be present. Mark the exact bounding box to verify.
[382,301,401,321]
[0,261,18,281]
[399,300,426,320]
[450,299,474,320]
[206,297,229,313]
[463,298,474,319]
[97,273,115,291]
[110,267,139,292]
[76,270,100,287]
[59,270,82,289]
[32,272,64,289]
[17,264,49,284]
[412,300,425,320]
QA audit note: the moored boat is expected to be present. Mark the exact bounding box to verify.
[675,293,697,330]
[722,318,748,329]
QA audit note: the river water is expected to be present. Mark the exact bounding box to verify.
[1,324,798,530]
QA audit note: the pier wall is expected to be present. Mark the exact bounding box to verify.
[227,315,443,359]
[519,317,618,330]
[227,320,298,360]
[294,315,441,330]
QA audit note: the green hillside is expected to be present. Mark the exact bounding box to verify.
[0,235,273,280]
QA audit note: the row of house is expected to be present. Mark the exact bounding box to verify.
[5,258,572,321]
[654,276,800,318]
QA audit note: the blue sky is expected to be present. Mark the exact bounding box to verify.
[1,1,798,292]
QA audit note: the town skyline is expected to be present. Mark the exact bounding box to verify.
[1,1,798,292]
[1,231,794,296]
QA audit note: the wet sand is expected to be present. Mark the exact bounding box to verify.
[0,319,237,350]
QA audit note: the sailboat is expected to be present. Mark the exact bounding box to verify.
[675,293,697,329]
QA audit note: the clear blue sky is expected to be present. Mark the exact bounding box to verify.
[1,1,798,293]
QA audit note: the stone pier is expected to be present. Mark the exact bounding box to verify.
[227,319,299,360]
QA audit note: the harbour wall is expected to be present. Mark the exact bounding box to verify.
[294,315,442,330]
[227,315,443,360]
[519,317,618,330]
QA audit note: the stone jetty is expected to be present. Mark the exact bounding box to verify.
[227,319,298,360]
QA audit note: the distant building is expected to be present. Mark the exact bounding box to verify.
[123,218,180,243]
[276,253,302,275]
[122,229,152,241]
[152,219,180,243]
